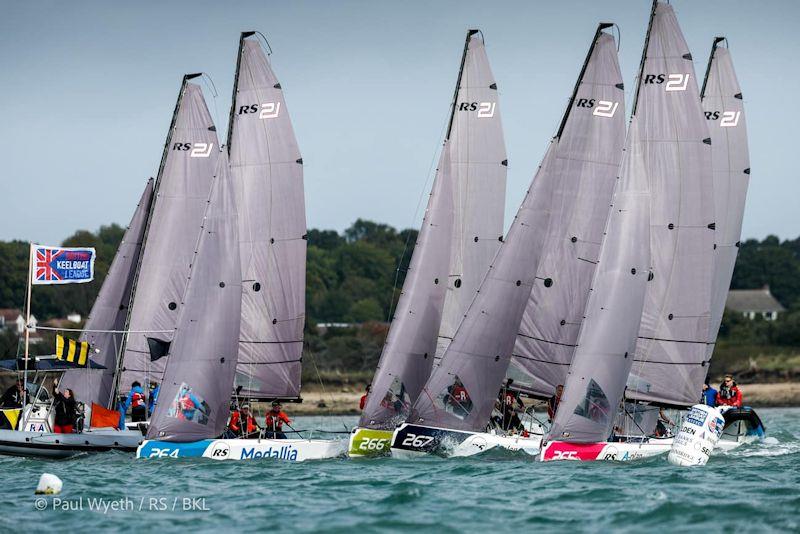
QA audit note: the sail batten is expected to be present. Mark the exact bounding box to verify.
[228,35,306,399]
[411,26,625,433]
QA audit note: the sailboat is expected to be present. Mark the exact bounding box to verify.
[348,29,506,457]
[391,23,626,458]
[542,0,719,462]
[137,33,343,461]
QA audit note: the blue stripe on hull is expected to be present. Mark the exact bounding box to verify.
[137,440,213,459]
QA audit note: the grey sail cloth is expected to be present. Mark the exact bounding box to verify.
[626,1,715,408]
[61,179,154,408]
[119,81,219,392]
[410,28,625,433]
[228,36,306,399]
[359,147,454,429]
[435,30,506,362]
[700,41,750,378]
[147,151,242,442]
[511,31,626,399]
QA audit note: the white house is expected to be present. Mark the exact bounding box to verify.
[725,286,786,321]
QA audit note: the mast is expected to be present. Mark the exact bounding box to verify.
[445,29,480,141]
[631,0,658,117]
[226,32,253,153]
[700,37,726,99]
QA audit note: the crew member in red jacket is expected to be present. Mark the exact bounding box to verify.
[359,384,371,411]
[228,404,259,438]
[264,401,291,439]
[716,374,743,407]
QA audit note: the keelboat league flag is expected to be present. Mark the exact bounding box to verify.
[31,245,95,285]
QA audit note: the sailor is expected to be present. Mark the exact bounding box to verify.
[359,384,371,411]
[701,380,717,407]
[448,378,472,417]
[52,379,77,434]
[653,409,675,438]
[228,403,259,438]
[0,379,26,408]
[547,384,564,422]
[148,380,160,416]
[716,374,743,407]
[264,401,291,439]
[499,379,524,431]
[122,381,148,423]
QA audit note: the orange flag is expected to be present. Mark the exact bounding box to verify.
[90,403,120,429]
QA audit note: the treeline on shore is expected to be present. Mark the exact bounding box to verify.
[1,221,798,382]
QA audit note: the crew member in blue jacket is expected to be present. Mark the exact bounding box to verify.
[701,380,717,407]
[148,380,160,417]
[120,381,148,425]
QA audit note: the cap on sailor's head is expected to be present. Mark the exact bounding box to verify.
[241,403,251,410]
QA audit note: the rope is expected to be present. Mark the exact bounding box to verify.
[34,326,173,334]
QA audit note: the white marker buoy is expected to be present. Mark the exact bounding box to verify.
[668,404,725,467]
[35,473,62,495]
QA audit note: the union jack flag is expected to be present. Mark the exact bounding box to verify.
[30,244,95,285]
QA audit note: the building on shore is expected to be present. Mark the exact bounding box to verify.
[726,285,786,321]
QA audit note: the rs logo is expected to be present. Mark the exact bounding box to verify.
[552,450,578,460]
[665,73,690,92]
[719,111,740,127]
[173,142,214,158]
[593,100,619,118]
[148,448,179,458]
[358,438,389,451]
[401,433,435,448]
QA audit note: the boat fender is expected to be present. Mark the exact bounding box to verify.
[668,404,724,467]
[35,473,63,495]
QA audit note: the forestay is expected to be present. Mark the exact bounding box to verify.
[511,27,626,399]
[120,76,220,391]
[700,39,750,380]
[147,151,242,442]
[410,26,625,433]
[626,1,715,408]
[61,179,154,408]
[227,33,306,399]
[435,30,506,362]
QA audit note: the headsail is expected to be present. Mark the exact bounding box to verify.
[510,26,626,399]
[60,179,154,408]
[435,29,506,361]
[119,76,220,392]
[700,38,750,377]
[227,33,306,399]
[146,151,241,441]
[410,25,625,432]
[625,1,715,408]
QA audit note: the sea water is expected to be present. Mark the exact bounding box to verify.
[1,408,797,532]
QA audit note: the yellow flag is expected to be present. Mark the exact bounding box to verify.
[55,334,90,367]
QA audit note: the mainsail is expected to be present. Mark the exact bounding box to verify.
[625,0,715,408]
[700,38,750,375]
[147,151,241,442]
[410,25,625,433]
[119,75,220,391]
[435,29,506,361]
[510,25,626,398]
[227,33,306,399]
[60,179,154,408]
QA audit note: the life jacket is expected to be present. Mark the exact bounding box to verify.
[131,391,145,408]
[265,411,288,431]
[359,394,368,410]
[452,386,468,403]
[229,411,257,433]
[502,391,516,407]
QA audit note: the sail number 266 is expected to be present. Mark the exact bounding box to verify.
[358,438,389,451]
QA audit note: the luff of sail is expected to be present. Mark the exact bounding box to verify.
[146,151,241,442]
[435,29,507,362]
[510,26,626,399]
[625,1,715,408]
[60,179,154,408]
[227,33,306,399]
[119,76,220,392]
[549,4,665,442]
[410,26,625,433]
[700,39,750,379]
[358,147,454,429]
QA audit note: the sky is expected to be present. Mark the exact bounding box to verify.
[1,0,798,245]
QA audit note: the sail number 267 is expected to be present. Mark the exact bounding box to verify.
[401,434,434,448]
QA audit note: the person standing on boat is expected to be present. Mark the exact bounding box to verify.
[0,379,26,408]
[498,379,524,432]
[264,401,291,439]
[716,374,743,407]
[147,380,160,417]
[122,381,148,423]
[701,380,717,407]
[547,385,564,422]
[359,384,371,411]
[52,380,77,434]
[227,403,259,438]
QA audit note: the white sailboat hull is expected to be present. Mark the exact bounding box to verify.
[137,437,345,462]
[390,422,542,458]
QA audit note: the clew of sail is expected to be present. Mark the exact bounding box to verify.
[625,1,715,408]
[409,25,625,433]
[60,179,154,408]
[227,33,306,399]
[510,26,626,399]
[119,76,220,392]
[435,30,507,362]
[146,150,241,442]
[700,39,750,377]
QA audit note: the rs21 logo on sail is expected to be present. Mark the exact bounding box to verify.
[705,110,740,127]
[238,102,281,119]
[576,98,619,118]
[458,102,496,118]
[643,73,690,92]
[172,142,214,158]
